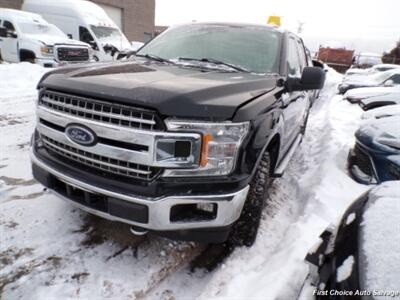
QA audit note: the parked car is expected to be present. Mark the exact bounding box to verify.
[23,0,132,62]
[348,115,400,184]
[302,181,400,299]
[30,22,325,246]
[0,9,91,67]
[338,69,400,94]
[345,63,400,77]
[343,86,400,103]
[361,104,400,119]
[352,52,382,68]
[359,93,400,111]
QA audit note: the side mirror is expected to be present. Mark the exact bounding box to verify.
[0,27,7,38]
[88,41,98,50]
[384,80,394,87]
[286,67,326,92]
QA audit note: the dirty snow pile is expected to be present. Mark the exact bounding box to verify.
[360,181,400,296]
[0,62,372,300]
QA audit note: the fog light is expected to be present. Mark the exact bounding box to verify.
[170,203,217,222]
[197,202,215,213]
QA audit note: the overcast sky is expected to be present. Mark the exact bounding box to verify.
[155,0,400,54]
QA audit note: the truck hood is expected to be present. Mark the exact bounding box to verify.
[360,95,400,107]
[345,86,400,100]
[25,33,89,47]
[357,116,400,153]
[38,60,278,120]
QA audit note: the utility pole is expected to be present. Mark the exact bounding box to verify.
[297,21,305,35]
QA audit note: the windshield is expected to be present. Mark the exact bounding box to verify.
[137,24,282,74]
[18,22,66,38]
[90,25,124,42]
[372,71,395,83]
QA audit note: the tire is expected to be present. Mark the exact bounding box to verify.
[227,151,273,247]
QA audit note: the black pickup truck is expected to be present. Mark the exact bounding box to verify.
[31,23,325,246]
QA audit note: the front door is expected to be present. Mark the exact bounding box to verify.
[1,20,19,62]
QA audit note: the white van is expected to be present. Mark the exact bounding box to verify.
[23,0,132,62]
[0,8,91,67]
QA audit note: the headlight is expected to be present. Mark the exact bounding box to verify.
[41,46,54,56]
[163,120,250,177]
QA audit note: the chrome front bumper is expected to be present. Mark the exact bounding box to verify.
[31,148,249,231]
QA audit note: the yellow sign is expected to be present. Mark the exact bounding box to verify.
[267,16,281,27]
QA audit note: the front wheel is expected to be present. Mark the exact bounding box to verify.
[227,151,273,247]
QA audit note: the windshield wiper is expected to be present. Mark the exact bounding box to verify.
[136,53,174,64]
[178,57,250,73]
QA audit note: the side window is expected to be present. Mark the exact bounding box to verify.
[3,20,15,32]
[297,40,308,70]
[287,37,302,77]
[390,74,400,84]
[79,27,94,44]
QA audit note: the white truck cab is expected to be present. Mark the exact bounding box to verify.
[23,0,133,62]
[0,9,91,67]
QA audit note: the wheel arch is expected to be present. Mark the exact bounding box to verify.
[19,49,36,62]
[247,118,283,181]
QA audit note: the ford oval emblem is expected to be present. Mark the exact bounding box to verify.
[65,124,97,146]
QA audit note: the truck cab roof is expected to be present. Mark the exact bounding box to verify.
[23,0,118,28]
[0,8,47,24]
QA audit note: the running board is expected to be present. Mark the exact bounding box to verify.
[273,134,303,177]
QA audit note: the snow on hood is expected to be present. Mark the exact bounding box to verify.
[24,33,88,47]
[346,68,368,75]
[345,86,400,100]
[362,104,400,120]
[357,115,400,151]
[360,181,400,294]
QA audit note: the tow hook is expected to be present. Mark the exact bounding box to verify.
[130,226,148,236]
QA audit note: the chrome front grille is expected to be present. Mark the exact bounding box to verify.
[57,47,89,62]
[41,135,160,181]
[354,144,374,177]
[39,90,163,131]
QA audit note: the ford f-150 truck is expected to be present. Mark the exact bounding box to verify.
[31,23,325,246]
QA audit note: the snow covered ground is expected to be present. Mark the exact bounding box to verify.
[0,63,370,300]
